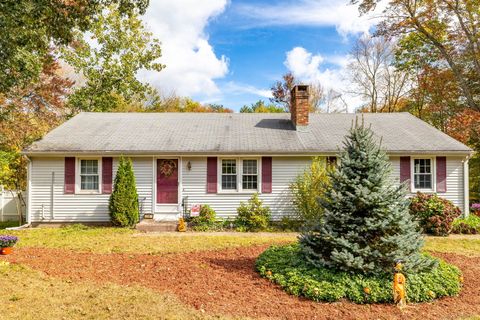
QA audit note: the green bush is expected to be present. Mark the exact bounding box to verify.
[189,205,219,231]
[109,157,139,227]
[410,192,462,236]
[256,244,462,304]
[289,157,329,224]
[235,193,271,232]
[452,215,480,234]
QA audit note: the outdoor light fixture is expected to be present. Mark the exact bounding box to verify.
[187,161,192,171]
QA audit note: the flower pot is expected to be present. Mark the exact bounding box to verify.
[0,247,13,255]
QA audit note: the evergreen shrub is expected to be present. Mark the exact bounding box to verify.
[189,205,218,231]
[109,157,139,227]
[300,120,434,274]
[235,193,271,231]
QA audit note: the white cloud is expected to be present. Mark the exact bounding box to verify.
[284,46,362,111]
[223,82,273,98]
[236,0,386,37]
[138,0,229,97]
[285,47,324,81]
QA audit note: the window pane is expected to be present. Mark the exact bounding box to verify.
[414,159,431,174]
[222,175,237,190]
[81,175,99,190]
[243,160,257,174]
[81,159,98,174]
[414,174,432,189]
[222,159,236,174]
[242,175,258,190]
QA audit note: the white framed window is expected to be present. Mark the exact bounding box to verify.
[242,159,258,190]
[219,158,261,193]
[221,159,237,190]
[77,158,101,193]
[412,158,434,191]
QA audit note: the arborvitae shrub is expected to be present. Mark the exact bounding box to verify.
[109,157,139,227]
[300,120,435,274]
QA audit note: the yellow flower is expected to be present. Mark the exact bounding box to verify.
[363,287,371,294]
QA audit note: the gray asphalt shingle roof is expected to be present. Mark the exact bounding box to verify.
[24,112,472,155]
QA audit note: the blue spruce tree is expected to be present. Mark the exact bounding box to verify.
[300,119,435,274]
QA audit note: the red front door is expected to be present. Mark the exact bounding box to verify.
[156,159,178,204]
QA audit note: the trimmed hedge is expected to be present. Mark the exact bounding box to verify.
[256,244,462,304]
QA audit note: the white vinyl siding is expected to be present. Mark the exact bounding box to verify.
[29,157,153,222]
[389,156,465,210]
[182,157,311,220]
[28,155,467,223]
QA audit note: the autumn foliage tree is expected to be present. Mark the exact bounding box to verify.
[0,58,73,222]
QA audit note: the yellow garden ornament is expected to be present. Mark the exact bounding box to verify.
[393,260,406,307]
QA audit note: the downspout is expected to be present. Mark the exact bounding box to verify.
[463,154,472,217]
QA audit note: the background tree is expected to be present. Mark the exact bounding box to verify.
[353,0,480,111]
[0,58,73,222]
[300,121,434,274]
[270,73,325,112]
[62,4,164,113]
[150,95,233,113]
[348,35,410,113]
[240,100,285,113]
[0,58,73,191]
[0,0,148,96]
[109,157,139,227]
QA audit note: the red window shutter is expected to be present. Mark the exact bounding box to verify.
[102,157,113,194]
[436,156,447,193]
[400,156,411,191]
[207,157,217,193]
[262,157,272,193]
[64,157,75,194]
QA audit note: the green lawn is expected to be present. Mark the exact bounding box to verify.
[424,235,480,257]
[0,224,297,254]
[2,225,480,256]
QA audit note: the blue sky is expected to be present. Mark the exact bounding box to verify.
[139,0,383,111]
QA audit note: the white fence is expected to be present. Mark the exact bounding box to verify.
[0,186,26,222]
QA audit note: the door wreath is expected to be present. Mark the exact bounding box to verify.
[159,160,177,177]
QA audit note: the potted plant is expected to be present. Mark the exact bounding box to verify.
[0,235,18,255]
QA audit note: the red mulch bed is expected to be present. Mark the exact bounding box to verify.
[4,246,480,320]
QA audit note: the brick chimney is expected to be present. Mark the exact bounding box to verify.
[290,85,309,130]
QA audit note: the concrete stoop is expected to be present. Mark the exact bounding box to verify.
[136,219,178,232]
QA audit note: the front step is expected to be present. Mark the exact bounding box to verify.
[136,220,178,232]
